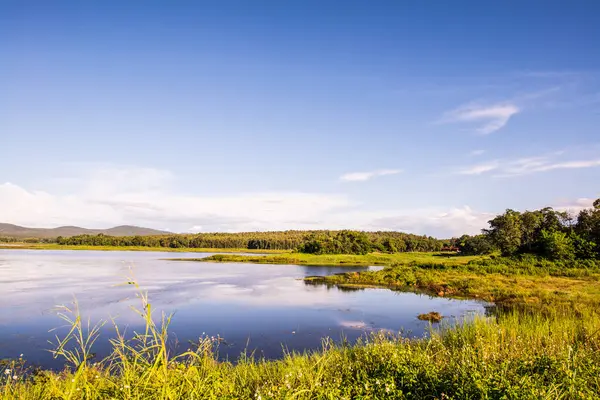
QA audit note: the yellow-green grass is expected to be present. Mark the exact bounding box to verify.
[172,251,485,266]
[3,254,600,398]
[306,259,600,310]
[2,304,599,399]
[0,243,287,254]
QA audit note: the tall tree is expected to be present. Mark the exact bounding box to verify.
[486,209,523,256]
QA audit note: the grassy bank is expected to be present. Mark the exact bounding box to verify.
[3,308,599,399]
[178,252,600,308]
[4,255,600,398]
[306,256,600,309]
[0,243,287,254]
[172,251,484,266]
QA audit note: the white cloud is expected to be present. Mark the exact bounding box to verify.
[0,166,353,232]
[456,153,600,178]
[528,159,600,172]
[0,165,496,237]
[7,164,592,238]
[442,103,520,134]
[458,161,500,175]
[339,169,402,182]
[469,149,486,156]
[355,206,494,237]
[500,157,600,177]
[553,198,597,214]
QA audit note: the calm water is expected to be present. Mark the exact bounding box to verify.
[0,250,488,369]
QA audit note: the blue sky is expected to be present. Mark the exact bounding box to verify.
[1,1,599,236]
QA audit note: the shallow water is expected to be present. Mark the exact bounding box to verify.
[0,250,488,369]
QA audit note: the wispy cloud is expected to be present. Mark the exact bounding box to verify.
[456,153,600,177]
[469,149,486,156]
[553,198,598,214]
[458,161,500,175]
[442,103,520,135]
[521,159,600,173]
[339,169,402,182]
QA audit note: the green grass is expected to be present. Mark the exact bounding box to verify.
[0,243,287,254]
[176,251,600,308]
[173,251,485,266]
[4,255,600,398]
[306,256,600,309]
[3,295,599,399]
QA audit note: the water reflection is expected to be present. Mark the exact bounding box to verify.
[0,250,488,369]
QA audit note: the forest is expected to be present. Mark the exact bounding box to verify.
[456,198,600,260]
[4,199,599,261]
[51,230,446,253]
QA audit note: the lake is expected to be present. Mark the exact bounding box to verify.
[0,250,488,369]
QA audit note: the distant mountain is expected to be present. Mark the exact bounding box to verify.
[0,223,171,238]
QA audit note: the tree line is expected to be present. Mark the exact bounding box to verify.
[0,237,55,244]
[298,230,445,254]
[7,198,599,259]
[456,199,600,260]
[52,230,447,253]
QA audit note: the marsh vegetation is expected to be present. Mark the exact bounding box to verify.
[2,289,599,399]
[2,200,600,398]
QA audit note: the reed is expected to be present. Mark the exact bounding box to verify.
[2,277,599,399]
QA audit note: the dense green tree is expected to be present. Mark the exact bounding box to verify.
[480,199,600,260]
[486,210,523,256]
[457,234,495,255]
[570,233,597,259]
[575,205,600,255]
[538,230,574,260]
[334,230,372,255]
[519,211,544,253]
[55,230,446,255]
[45,198,600,259]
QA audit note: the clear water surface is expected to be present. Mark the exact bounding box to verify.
[0,250,488,369]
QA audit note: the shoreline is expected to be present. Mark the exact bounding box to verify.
[0,243,287,254]
[168,252,482,267]
[2,250,600,397]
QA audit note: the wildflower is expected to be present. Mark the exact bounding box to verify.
[4,369,10,375]
[72,379,75,382]
[376,379,380,385]
[13,375,18,380]
[19,354,23,358]
[124,385,130,389]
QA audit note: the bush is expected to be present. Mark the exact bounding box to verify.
[457,234,495,255]
[298,230,372,255]
[538,230,574,260]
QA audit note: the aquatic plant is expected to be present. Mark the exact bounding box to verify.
[2,277,600,399]
[417,312,443,323]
